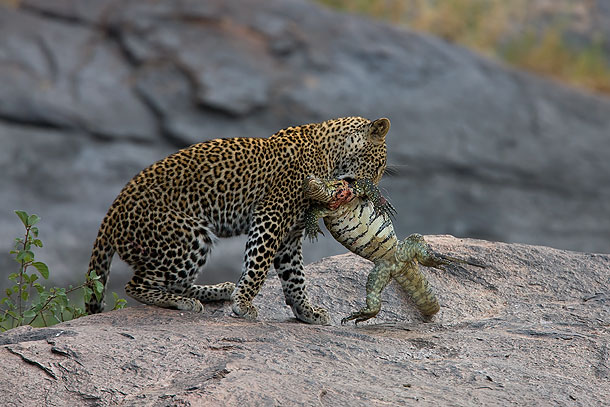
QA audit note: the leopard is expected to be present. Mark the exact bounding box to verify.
[85,116,390,324]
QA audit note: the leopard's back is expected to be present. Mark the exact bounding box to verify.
[108,137,271,237]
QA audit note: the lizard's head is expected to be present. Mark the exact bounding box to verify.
[303,176,355,209]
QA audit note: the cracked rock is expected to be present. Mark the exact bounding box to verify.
[0,236,608,406]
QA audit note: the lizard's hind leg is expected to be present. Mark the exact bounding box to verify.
[341,263,392,324]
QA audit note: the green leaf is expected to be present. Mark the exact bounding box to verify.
[112,292,127,310]
[83,287,92,303]
[93,280,104,294]
[15,211,29,227]
[33,239,43,248]
[57,293,68,307]
[31,301,43,312]
[5,288,12,297]
[7,310,19,320]
[32,262,49,279]
[23,310,36,319]
[27,214,40,227]
[16,251,34,263]
[8,273,19,281]
[21,290,29,301]
[55,303,66,315]
[88,270,99,281]
[31,227,39,237]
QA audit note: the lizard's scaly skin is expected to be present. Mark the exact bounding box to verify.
[304,176,481,324]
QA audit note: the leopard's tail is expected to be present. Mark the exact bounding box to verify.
[85,228,115,314]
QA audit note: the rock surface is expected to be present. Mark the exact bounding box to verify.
[0,236,608,406]
[1,0,610,295]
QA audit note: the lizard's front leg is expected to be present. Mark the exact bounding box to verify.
[341,262,392,324]
[350,178,397,218]
[303,204,331,241]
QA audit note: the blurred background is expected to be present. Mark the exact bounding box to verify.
[321,0,610,94]
[1,0,609,304]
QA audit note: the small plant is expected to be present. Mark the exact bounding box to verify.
[0,210,126,332]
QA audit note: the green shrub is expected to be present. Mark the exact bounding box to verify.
[0,210,126,332]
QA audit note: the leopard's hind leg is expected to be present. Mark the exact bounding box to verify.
[125,273,205,312]
[121,209,234,311]
[164,225,235,302]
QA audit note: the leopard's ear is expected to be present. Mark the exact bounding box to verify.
[368,118,390,145]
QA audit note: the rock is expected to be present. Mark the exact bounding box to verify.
[1,0,610,297]
[0,236,608,406]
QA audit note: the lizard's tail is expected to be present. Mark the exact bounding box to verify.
[85,229,115,314]
[393,262,440,318]
[394,234,440,317]
[394,234,486,318]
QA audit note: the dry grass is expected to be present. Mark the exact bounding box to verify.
[317,0,610,95]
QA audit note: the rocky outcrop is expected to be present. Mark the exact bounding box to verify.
[0,236,608,406]
[1,0,610,296]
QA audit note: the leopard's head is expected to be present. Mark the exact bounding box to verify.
[330,117,390,185]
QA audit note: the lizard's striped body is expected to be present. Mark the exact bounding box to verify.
[304,176,481,324]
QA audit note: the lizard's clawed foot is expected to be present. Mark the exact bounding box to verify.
[350,179,396,218]
[436,253,486,269]
[341,308,379,325]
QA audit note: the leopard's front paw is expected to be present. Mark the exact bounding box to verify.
[231,301,258,321]
[293,304,330,325]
